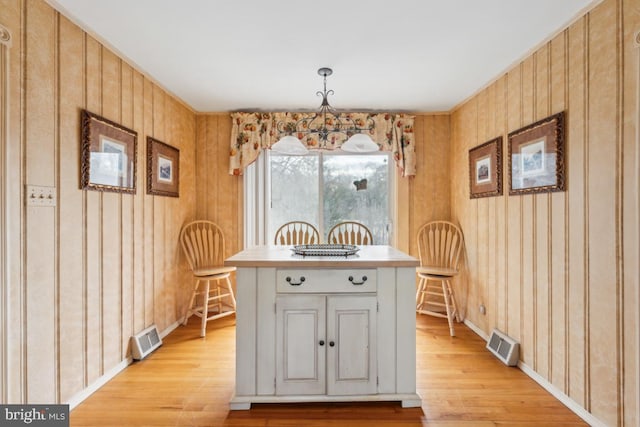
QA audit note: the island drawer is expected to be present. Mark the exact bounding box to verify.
[276,269,376,293]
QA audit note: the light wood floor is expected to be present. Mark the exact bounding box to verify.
[71,315,587,426]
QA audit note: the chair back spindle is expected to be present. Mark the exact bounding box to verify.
[327,221,373,245]
[417,221,463,270]
[274,221,320,245]
[180,221,227,270]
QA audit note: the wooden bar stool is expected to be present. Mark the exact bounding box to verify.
[180,220,236,337]
[415,221,465,336]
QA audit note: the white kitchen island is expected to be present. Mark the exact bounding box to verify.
[225,245,421,410]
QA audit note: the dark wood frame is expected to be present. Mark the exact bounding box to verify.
[508,111,565,195]
[469,136,503,198]
[81,109,137,194]
[147,137,179,197]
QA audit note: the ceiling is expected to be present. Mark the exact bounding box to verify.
[46,0,597,113]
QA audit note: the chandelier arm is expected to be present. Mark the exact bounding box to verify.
[273,67,376,150]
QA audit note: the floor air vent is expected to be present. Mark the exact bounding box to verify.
[486,328,519,366]
[131,324,162,360]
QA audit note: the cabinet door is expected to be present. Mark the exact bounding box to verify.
[327,296,377,395]
[275,295,326,395]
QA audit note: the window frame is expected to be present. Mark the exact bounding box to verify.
[244,150,396,247]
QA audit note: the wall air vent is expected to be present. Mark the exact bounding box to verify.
[486,328,519,366]
[131,324,162,360]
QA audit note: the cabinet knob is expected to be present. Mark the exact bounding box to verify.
[319,340,325,346]
[348,275,367,285]
[329,341,335,347]
[285,276,306,286]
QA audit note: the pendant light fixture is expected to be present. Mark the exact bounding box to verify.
[271,67,379,155]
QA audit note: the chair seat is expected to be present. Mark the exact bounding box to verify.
[416,266,458,278]
[193,265,236,277]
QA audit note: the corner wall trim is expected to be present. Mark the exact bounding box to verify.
[634,28,640,427]
[0,22,11,405]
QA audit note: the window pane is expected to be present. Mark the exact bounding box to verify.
[269,153,319,241]
[323,154,390,244]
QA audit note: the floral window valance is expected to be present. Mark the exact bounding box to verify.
[229,112,416,177]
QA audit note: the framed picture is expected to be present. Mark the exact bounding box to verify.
[508,111,565,195]
[469,136,502,198]
[147,137,179,197]
[81,110,137,194]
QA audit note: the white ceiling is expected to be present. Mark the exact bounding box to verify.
[47,0,597,113]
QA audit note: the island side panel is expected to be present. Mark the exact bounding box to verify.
[235,267,257,396]
[256,267,277,395]
[395,266,417,393]
[376,267,397,394]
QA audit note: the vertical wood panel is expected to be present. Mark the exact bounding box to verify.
[506,68,522,341]
[207,117,218,221]
[410,115,426,241]
[534,43,550,380]
[476,91,488,329]
[100,47,122,371]
[152,86,166,328]
[486,85,496,332]
[195,115,207,218]
[218,115,234,246]
[84,35,103,384]
[132,70,145,334]
[550,30,568,392]
[3,0,25,403]
[142,77,154,328]
[25,0,56,402]
[587,2,619,423]
[494,76,507,333]
[57,15,85,402]
[520,56,534,368]
[566,16,588,408]
[622,2,640,425]
[120,62,133,358]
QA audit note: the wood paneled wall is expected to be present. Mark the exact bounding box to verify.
[194,114,242,255]
[0,0,196,405]
[408,114,451,256]
[450,0,639,425]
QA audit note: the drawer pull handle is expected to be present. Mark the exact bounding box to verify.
[329,341,335,347]
[348,275,368,285]
[286,276,306,286]
[319,340,325,346]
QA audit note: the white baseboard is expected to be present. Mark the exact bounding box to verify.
[517,362,606,427]
[159,320,181,339]
[67,358,131,410]
[67,320,182,410]
[463,318,606,427]
[463,318,489,341]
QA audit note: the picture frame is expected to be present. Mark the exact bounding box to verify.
[147,137,179,197]
[469,136,502,198]
[81,109,137,194]
[508,111,565,195]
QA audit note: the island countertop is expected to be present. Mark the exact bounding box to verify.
[225,245,419,268]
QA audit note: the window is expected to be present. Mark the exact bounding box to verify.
[245,151,394,246]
